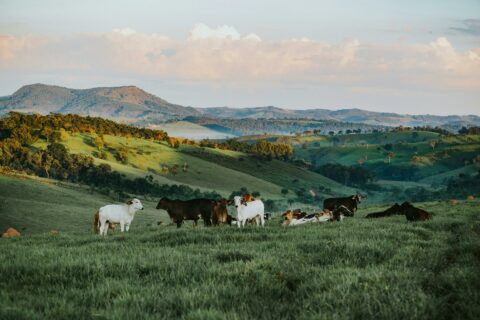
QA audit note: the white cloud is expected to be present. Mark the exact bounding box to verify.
[112,27,137,36]
[0,24,479,93]
[189,23,241,40]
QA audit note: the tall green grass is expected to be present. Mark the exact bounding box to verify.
[1,176,479,319]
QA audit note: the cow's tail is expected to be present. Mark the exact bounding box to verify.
[93,211,100,234]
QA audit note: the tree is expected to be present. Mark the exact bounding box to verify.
[386,152,394,164]
[94,136,104,149]
[59,128,69,141]
[117,147,129,164]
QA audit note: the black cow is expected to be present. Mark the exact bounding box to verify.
[323,194,364,216]
[365,203,403,218]
[156,198,215,228]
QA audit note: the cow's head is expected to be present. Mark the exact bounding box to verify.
[128,198,144,211]
[353,193,365,203]
[233,196,242,208]
[282,210,294,221]
[156,198,170,210]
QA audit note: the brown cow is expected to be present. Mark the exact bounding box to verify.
[403,202,430,221]
[156,198,215,228]
[241,194,255,205]
[212,198,231,225]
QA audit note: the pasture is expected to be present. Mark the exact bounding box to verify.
[1,175,479,319]
[31,133,352,200]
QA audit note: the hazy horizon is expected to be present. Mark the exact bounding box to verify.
[1,0,479,115]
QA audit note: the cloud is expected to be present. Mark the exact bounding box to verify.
[451,19,480,36]
[0,24,479,93]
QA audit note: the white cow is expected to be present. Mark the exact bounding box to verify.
[233,196,265,228]
[97,199,144,236]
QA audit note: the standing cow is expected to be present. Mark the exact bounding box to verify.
[323,193,365,216]
[233,196,265,228]
[97,199,144,236]
[156,198,215,228]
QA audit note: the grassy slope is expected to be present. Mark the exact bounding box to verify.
[180,145,356,196]
[33,134,286,198]
[0,175,170,234]
[292,132,480,181]
[33,133,352,199]
[1,175,479,319]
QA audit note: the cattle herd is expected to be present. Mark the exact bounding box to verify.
[94,193,431,236]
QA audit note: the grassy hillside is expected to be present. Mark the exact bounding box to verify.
[1,175,479,319]
[0,175,170,234]
[291,132,480,181]
[32,133,353,200]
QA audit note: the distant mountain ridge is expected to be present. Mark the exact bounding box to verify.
[0,83,200,122]
[1,84,479,130]
[198,106,480,129]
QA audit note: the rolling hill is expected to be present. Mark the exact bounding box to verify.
[1,84,479,133]
[198,107,480,130]
[0,83,200,122]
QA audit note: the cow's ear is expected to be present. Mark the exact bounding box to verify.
[127,200,133,205]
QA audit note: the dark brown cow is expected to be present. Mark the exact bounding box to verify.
[403,202,430,221]
[365,202,430,221]
[156,198,215,228]
[365,203,403,218]
[212,198,231,225]
[323,194,364,216]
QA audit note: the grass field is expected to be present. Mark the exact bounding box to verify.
[1,175,479,319]
[32,133,353,200]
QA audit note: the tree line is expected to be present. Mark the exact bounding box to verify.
[199,139,294,160]
[0,113,221,200]
[0,112,169,143]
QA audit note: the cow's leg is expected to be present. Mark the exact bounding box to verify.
[176,218,183,228]
[102,222,109,236]
[259,214,265,227]
[237,219,241,228]
[125,223,130,232]
[120,221,125,232]
[99,218,107,236]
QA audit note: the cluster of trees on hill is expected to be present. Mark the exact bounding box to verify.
[391,125,451,135]
[185,117,383,136]
[0,112,169,143]
[312,163,376,186]
[458,127,480,135]
[0,113,220,200]
[199,139,293,160]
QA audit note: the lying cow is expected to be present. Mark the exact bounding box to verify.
[282,211,331,226]
[233,196,265,227]
[365,202,430,221]
[96,199,144,236]
[281,209,308,220]
[156,198,215,228]
[323,193,365,216]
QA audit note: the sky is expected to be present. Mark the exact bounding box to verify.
[0,0,479,115]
